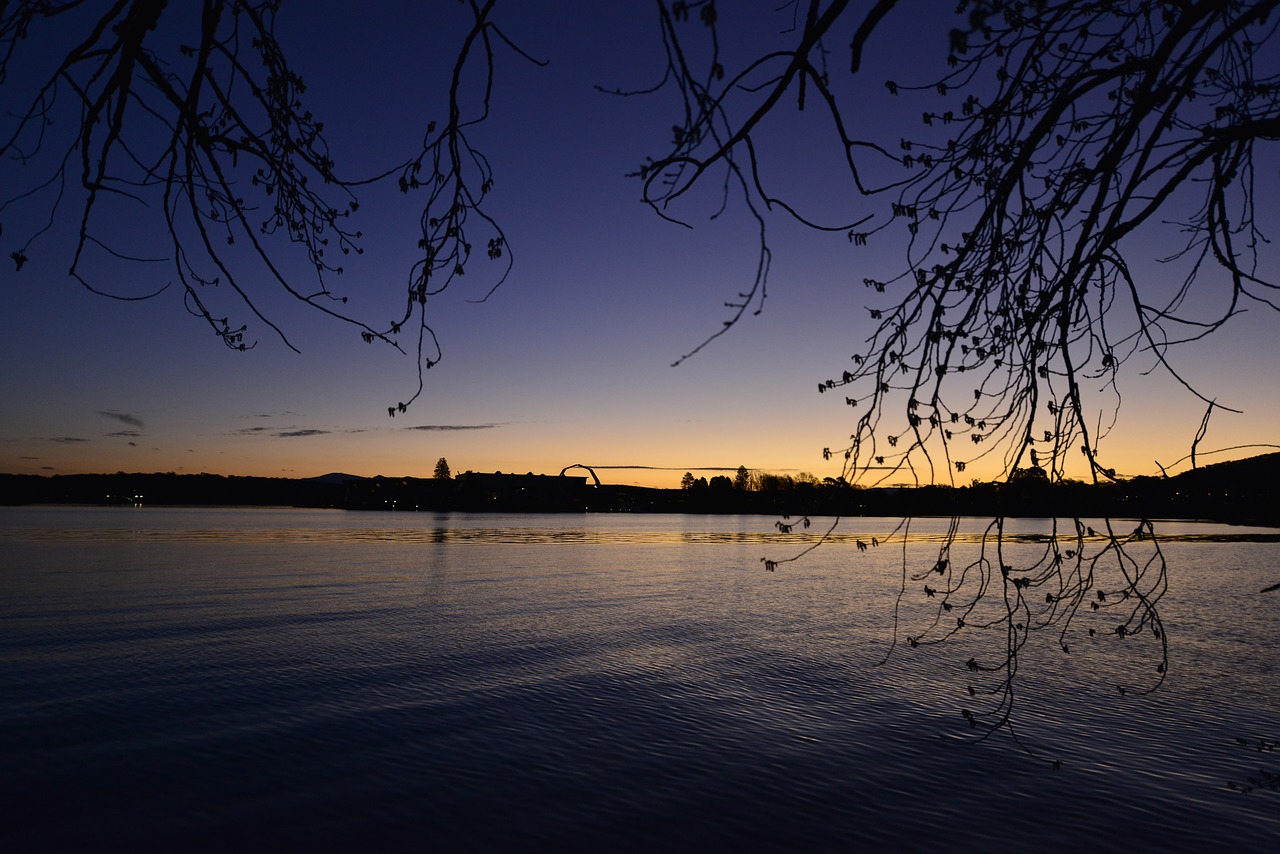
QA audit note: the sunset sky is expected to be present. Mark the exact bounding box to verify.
[3,1,1277,488]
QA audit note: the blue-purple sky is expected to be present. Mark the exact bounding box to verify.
[2,2,1276,487]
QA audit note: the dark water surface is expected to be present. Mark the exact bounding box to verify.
[2,508,1277,851]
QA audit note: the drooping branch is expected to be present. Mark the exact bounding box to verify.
[0,0,539,414]
[386,0,546,412]
[638,0,1280,748]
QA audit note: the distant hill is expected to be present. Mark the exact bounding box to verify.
[307,472,368,485]
[1125,451,1280,525]
[1170,451,1280,488]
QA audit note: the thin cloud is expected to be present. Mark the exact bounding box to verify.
[234,425,363,438]
[99,410,144,429]
[107,430,143,438]
[404,424,501,432]
[48,436,88,444]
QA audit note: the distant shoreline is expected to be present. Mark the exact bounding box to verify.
[3,454,1277,527]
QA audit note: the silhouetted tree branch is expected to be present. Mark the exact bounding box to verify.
[633,0,1279,752]
[389,0,545,412]
[0,0,536,413]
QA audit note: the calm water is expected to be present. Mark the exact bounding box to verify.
[1,507,1277,851]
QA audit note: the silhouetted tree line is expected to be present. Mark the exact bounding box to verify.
[602,454,1279,524]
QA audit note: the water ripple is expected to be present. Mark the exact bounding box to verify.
[1,508,1277,851]
[5,521,1277,547]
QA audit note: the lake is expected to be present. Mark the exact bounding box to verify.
[1,507,1277,851]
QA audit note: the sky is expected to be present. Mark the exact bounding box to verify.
[2,1,1278,488]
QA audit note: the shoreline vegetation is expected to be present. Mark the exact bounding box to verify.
[2,453,1277,527]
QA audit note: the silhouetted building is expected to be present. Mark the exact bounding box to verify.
[341,476,456,511]
[455,472,589,512]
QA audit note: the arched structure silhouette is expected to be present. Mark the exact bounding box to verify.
[559,464,601,487]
